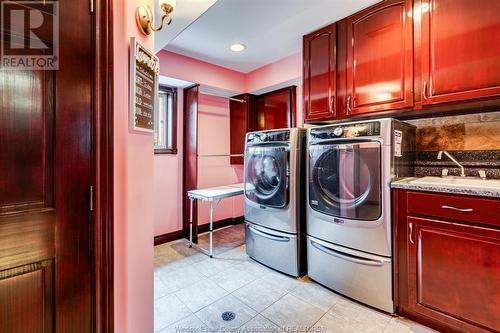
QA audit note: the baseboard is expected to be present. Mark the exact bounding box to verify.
[154,216,244,246]
[197,216,244,233]
[154,230,184,246]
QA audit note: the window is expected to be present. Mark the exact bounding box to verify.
[154,85,177,154]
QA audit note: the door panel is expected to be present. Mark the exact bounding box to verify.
[229,94,257,164]
[0,0,92,332]
[407,217,500,332]
[0,70,52,210]
[421,0,500,104]
[303,24,336,121]
[346,0,413,115]
[0,260,54,333]
[257,86,296,130]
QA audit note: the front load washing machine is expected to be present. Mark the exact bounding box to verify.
[244,128,306,277]
[306,118,415,313]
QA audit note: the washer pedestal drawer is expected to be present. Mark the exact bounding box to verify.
[245,222,300,277]
[307,235,394,313]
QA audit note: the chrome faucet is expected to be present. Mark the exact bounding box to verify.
[437,151,466,177]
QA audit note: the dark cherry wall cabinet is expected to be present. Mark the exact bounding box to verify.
[303,24,337,121]
[346,0,413,115]
[394,190,500,333]
[304,0,500,122]
[418,0,500,106]
[257,86,296,130]
[229,94,257,164]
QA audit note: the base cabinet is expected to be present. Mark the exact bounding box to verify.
[394,190,500,333]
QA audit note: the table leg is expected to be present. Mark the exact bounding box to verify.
[209,200,213,258]
[189,197,193,248]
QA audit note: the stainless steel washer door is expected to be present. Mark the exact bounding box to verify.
[309,140,382,221]
[245,146,289,208]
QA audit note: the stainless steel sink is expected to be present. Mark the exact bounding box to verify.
[409,176,500,190]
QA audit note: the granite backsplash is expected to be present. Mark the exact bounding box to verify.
[405,112,500,179]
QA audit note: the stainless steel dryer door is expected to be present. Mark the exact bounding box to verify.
[244,145,289,208]
[307,140,392,257]
[309,140,382,220]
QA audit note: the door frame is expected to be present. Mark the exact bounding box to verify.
[93,0,114,332]
[182,84,200,242]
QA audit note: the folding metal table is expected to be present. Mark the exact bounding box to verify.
[187,183,244,257]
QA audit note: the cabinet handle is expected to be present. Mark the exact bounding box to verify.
[329,96,335,113]
[409,222,414,245]
[346,95,351,113]
[441,205,474,212]
[423,81,428,101]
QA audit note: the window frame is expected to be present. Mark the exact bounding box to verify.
[154,85,178,154]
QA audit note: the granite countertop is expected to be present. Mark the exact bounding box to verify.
[391,177,500,198]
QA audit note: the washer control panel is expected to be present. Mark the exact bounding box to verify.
[247,130,290,144]
[309,121,380,140]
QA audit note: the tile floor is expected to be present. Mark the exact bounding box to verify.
[154,224,437,333]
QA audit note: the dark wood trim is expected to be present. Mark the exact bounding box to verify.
[93,0,114,332]
[230,93,257,165]
[155,85,178,155]
[154,216,245,246]
[182,85,200,242]
[154,230,184,246]
[197,216,245,234]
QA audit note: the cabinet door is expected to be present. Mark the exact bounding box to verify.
[420,0,500,105]
[346,0,413,115]
[257,86,296,130]
[407,216,500,332]
[230,94,257,165]
[303,24,336,121]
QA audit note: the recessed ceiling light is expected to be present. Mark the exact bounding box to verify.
[230,43,246,52]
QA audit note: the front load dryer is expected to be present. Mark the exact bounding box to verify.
[244,128,306,277]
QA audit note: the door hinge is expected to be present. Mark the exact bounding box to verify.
[89,185,94,211]
[90,0,94,13]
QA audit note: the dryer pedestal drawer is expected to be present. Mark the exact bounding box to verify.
[307,236,394,313]
[245,222,299,277]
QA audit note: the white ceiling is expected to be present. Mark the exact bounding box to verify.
[154,0,218,53]
[164,0,381,73]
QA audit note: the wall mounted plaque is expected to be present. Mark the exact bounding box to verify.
[129,37,159,132]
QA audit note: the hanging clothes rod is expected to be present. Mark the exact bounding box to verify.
[200,91,246,103]
[197,154,244,157]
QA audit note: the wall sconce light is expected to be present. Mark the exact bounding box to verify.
[136,0,176,35]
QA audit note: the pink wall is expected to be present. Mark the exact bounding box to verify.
[157,50,246,93]
[153,90,184,235]
[113,0,155,332]
[245,52,302,93]
[197,94,244,225]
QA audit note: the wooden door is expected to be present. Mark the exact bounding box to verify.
[346,0,413,115]
[229,94,257,165]
[0,1,93,332]
[420,0,500,105]
[257,86,296,130]
[183,85,199,241]
[303,24,336,121]
[407,216,500,332]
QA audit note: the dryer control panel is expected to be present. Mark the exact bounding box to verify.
[309,121,381,140]
[247,130,290,144]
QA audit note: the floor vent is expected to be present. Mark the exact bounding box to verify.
[221,311,236,321]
